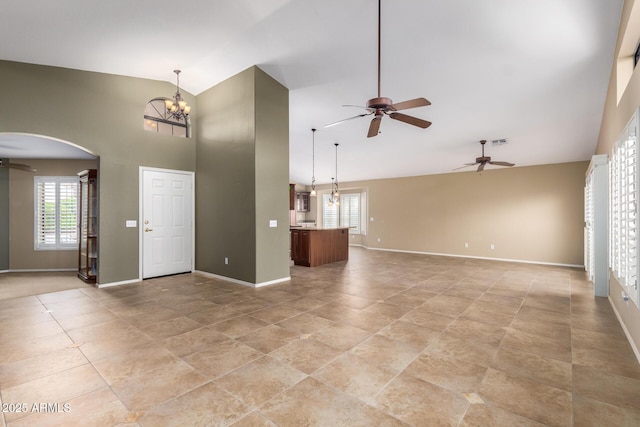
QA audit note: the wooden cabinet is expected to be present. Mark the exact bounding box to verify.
[78,169,97,283]
[291,229,310,265]
[295,192,310,212]
[289,184,295,210]
[291,228,348,267]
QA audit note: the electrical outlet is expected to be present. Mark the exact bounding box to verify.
[224,257,229,265]
[490,244,495,250]
[464,242,469,248]
[377,237,381,242]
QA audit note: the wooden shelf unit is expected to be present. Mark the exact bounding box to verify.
[77,169,97,283]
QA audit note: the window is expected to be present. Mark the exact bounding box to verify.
[143,98,191,138]
[322,191,367,234]
[610,110,638,306]
[322,194,338,228]
[35,176,79,250]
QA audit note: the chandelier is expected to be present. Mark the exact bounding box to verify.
[165,70,191,120]
[310,129,317,196]
[328,143,340,206]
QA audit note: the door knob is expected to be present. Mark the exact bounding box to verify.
[144,228,153,232]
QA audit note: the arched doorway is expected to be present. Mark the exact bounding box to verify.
[0,133,99,299]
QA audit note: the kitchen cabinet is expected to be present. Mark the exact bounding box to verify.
[291,229,310,265]
[289,184,295,210]
[290,227,348,267]
[78,169,98,283]
[295,191,310,212]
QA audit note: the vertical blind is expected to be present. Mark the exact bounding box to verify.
[35,176,79,250]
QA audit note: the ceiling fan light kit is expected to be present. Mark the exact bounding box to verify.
[325,0,431,137]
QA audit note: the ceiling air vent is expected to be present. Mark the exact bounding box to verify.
[492,138,507,146]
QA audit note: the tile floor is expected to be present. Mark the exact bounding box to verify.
[1,248,640,426]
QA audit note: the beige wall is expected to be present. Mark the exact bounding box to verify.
[311,161,587,266]
[596,0,640,356]
[9,159,98,270]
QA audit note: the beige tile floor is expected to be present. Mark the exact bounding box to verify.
[1,247,640,426]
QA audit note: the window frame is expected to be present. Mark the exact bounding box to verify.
[34,176,79,251]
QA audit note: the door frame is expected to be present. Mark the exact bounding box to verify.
[138,166,195,280]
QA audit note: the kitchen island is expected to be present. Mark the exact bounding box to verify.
[290,227,349,267]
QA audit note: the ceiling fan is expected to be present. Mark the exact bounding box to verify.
[454,140,515,172]
[0,159,37,172]
[325,0,431,138]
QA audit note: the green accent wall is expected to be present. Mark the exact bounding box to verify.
[195,66,290,284]
[0,60,289,285]
[0,60,196,284]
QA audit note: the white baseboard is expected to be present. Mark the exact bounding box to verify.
[97,278,140,288]
[4,268,76,273]
[194,270,290,288]
[362,246,583,269]
[608,296,640,364]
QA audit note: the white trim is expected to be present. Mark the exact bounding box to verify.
[194,270,290,288]
[363,246,583,268]
[608,296,640,364]
[0,270,8,274]
[139,166,195,281]
[97,278,140,288]
[0,132,98,158]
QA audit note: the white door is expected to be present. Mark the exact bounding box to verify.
[142,169,193,279]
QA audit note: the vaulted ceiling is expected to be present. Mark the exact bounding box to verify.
[0,0,623,183]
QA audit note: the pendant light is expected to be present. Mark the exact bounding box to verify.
[328,143,340,206]
[334,143,340,198]
[165,70,191,120]
[310,129,317,196]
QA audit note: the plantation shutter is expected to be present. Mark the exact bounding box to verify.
[35,177,79,250]
[340,193,360,234]
[610,110,639,306]
[322,194,338,228]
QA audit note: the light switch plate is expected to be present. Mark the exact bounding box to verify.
[126,220,137,228]
[269,220,277,228]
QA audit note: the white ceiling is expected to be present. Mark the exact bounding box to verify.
[0,0,623,184]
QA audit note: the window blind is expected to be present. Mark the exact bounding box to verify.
[610,110,639,306]
[322,194,338,228]
[35,177,79,250]
[340,193,360,234]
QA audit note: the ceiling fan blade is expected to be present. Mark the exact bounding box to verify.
[388,112,432,129]
[452,163,477,171]
[325,113,370,128]
[390,97,431,111]
[342,104,370,109]
[477,163,485,172]
[489,161,515,167]
[367,115,382,138]
[3,162,37,172]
